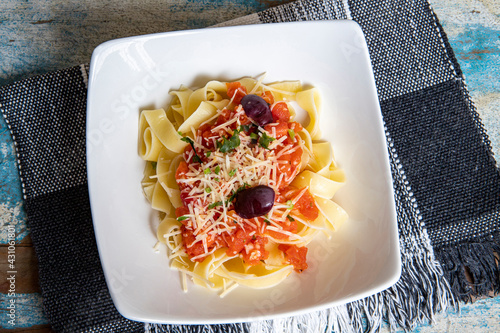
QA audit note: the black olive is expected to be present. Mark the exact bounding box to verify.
[234,185,275,219]
[240,94,274,126]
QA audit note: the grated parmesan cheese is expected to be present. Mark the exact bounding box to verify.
[176,105,306,261]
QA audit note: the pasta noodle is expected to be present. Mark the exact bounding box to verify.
[139,75,348,296]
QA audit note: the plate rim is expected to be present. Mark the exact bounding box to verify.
[86,19,401,324]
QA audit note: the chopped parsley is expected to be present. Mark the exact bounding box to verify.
[286,200,294,209]
[217,128,241,153]
[286,215,295,222]
[239,123,258,133]
[264,219,271,225]
[258,131,275,149]
[287,129,295,141]
[205,187,212,193]
[180,135,193,144]
[204,168,210,175]
[181,136,202,163]
[250,132,259,140]
[214,165,220,175]
[239,124,251,132]
[206,151,211,157]
[228,169,237,177]
[177,216,189,222]
[208,201,223,209]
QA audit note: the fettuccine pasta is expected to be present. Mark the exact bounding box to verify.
[139,75,348,296]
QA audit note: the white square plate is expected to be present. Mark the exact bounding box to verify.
[86,20,400,324]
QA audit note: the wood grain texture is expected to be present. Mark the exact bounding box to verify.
[0,0,498,332]
[430,0,500,160]
[1,293,49,329]
[0,0,293,86]
[2,325,53,333]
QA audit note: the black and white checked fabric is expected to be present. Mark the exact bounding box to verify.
[1,0,499,332]
[0,66,143,332]
[0,65,88,198]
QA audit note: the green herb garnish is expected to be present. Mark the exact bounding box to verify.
[214,165,220,175]
[287,129,295,141]
[181,136,202,163]
[286,200,294,209]
[217,128,241,153]
[151,161,157,170]
[239,124,251,132]
[204,168,210,175]
[180,136,193,144]
[286,215,295,222]
[258,131,275,149]
[228,169,237,177]
[239,123,258,133]
[177,216,189,222]
[264,219,271,225]
[205,187,212,193]
[208,201,223,209]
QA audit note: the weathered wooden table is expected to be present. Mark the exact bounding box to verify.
[1,0,499,331]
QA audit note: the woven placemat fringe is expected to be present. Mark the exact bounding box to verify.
[378,251,457,332]
[244,246,456,333]
[145,248,457,333]
[434,236,500,303]
[145,324,249,333]
[248,310,336,333]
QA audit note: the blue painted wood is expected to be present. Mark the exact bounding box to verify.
[450,24,500,158]
[0,119,28,245]
[0,293,49,328]
[434,3,500,159]
[450,25,500,94]
[0,0,288,87]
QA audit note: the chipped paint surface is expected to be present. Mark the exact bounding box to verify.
[0,293,49,328]
[0,201,28,243]
[430,0,500,160]
[0,0,291,86]
[380,297,500,332]
[0,118,28,244]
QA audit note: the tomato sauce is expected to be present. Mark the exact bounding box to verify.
[225,224,269,266]
[278,244,308,272]
[174,83,319,270]
[226,82,247,105]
